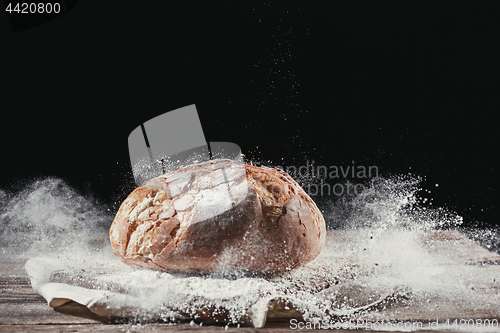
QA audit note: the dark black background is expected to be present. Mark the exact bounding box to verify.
[1,1,497,226]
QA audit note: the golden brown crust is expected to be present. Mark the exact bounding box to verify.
[110,159,325,274]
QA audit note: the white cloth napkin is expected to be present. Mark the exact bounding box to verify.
[24,251,389,328]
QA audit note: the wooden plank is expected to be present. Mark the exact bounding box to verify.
[0,322,484,333]
[0,322,313,333]
[0,322,439,333]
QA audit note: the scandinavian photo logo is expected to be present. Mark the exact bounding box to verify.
[268,160,379,197]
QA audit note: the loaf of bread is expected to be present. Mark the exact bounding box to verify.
[110,159,325,274]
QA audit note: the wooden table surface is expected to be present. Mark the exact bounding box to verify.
[2,230,500,332]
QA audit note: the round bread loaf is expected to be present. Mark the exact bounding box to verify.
[110,159,325,274]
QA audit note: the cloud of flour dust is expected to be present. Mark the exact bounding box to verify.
[0,177,114,262]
